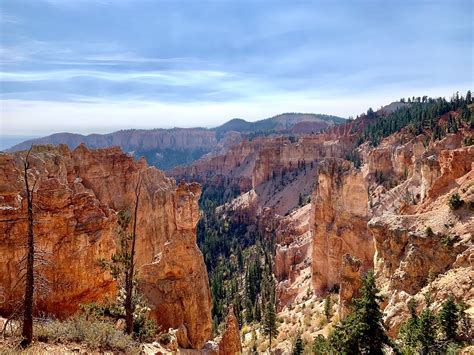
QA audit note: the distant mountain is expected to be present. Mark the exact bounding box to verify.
[6,112,345,170]
[8,128,217,171]
[215,113,345,137]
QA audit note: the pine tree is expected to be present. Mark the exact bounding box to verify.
[298,193,304,207]
[99,173,155,339]
[263,300,279,350]
[312,334,331,354]
[438,295,459,342]
[329,271,391,354]
[254,299,262,322]
[398,298,421,353]
[292,332,304,355]
[245,296,254,323]
[418,291,437,353]
[324,295,332,322]
[124,175,142,334]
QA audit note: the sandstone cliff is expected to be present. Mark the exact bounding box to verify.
[274,204,313,310]
[369,144,474,336]
[311,158,374,295]
[309,124,473,335]
[0,144,212,349]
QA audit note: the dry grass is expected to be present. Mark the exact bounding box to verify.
[1,317,140,354]
[35,317,140,352]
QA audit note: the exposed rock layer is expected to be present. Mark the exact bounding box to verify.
[311,158,374,295]
[0,144,212,349]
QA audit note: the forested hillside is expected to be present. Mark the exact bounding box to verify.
[191,90,473,353]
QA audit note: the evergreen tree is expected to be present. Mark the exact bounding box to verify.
[324,295,332,322]
[418,291,437,354]
[298,192,304,207]
[398,298,421,353]
[292,332,304,355]
[312,335,331,354]
[329,271,391,354]
[245,296,254,323]
[263,300,279,350]
[254,299,262,322]
[438,295,459,342]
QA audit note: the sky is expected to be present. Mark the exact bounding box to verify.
[0,0,472,139]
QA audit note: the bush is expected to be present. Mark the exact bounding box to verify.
[80,291,157,342]
[425,226,434,237]
[441,235,455,248]
[312,334,331,354]
[448,193,464,210]
[34,317,140,352]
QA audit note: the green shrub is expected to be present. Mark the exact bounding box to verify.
[425,226,434,237]
[312,334,331,354]
[448,193,464,210]
[441,235,454,248]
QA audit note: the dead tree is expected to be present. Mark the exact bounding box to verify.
[124,173,142,334]
[21,147,38,347]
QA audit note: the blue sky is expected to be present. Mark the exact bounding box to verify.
[0,0,472,137]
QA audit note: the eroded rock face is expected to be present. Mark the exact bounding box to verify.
[311,158,374,295]
[359,136,473,333]
[309,127,473,335]
[218,305,242,355]
[369,145,474,336]
[274,204,313,310]
[339,254,362,318]
[0,144,212,349]
[172,134,356,216]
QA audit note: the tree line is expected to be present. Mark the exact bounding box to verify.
[361,90,473,146]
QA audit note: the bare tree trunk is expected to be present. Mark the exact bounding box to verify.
[21,148,36,347]
[125,174,142,334]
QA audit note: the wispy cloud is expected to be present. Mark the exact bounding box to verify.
[0,0,471,136]
[1,69,230,83]
[0,11,22,24]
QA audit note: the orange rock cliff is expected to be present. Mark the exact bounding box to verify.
[0,144,212,349]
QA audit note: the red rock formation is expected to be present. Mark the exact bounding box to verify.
[218,305,242,355]
[338,254,362,318]
[274,204,313,310]
[0,144,212,349]
[369,146,473,335]
[176,134,359,220]
[311,158,374,295]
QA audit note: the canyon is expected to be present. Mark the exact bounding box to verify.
[0,99,472,353]
[172,101,473,352]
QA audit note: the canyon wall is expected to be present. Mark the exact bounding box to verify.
[310,158,374,295]
[309,127,473,334]
[0,144,212,349]
[370,144,473,335]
